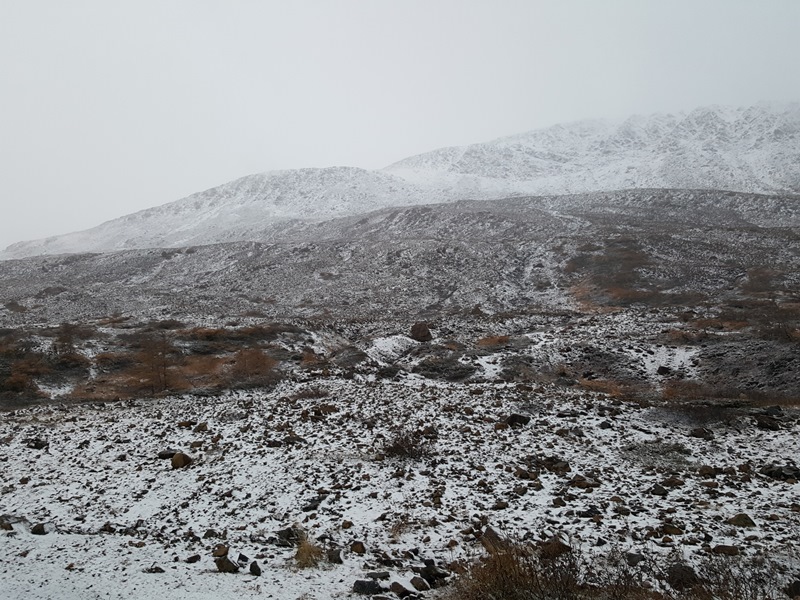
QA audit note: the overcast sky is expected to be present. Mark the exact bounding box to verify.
[1,0,799,250]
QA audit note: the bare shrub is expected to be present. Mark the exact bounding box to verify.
[381,427,432,460]
[294,534,324,569]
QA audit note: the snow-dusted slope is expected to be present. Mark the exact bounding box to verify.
[3,103,798,259]
[1,167,448,259]
[386,103,800,195]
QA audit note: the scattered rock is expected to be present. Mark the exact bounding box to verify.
[539,536,571,559]
[353,579,386,595]
[31,523,47,535]
[326,548,343,564]
[186,554,201,564]
[350,540,367,555]
[755,415,780,431]
[689,427,714,440]
[480,526,512,555]
[249,560,261,576]
[410,575,431,591]
[25,438,48,450]
[727,513,756,528]
[410,322,432,342]
[390,581,413,597]
[506,413,531,428]
[157,449,178,460]
[667,563,699,590]
[760,463,800,481]
[171,452,192,469]
[214,556,240,573]
[712,544,739,556]
[648,484,668,497]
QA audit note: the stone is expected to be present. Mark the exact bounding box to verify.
[410,322,433,342]
[275,525,303,547]
[712,544,739,556]
[506,413,531,428]
[214,556,240,573]
[186,554,201,563]
[648,484,668,497]
[785,580,800,598]
[31,523,47,535]
[249,560,261,576]
[25,438,48,450]
[727,513,756,527]
[157,449,178,460]
[539,536,571,559]
[237,552,250,566]
[755,415,780,431]
[353,579,386,595]
[193,422,209,433]
[390,581,413,597]
[480,526,512,555]
[350,540,366,555]
[662,524,684,536]
[667,564,699,590]
[326,548,343,564]
[410,575,431,591]
[366,571,391,580]
[689,427,714,440]
[170,453,192,469]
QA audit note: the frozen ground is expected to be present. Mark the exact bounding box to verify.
[2,377,798,599]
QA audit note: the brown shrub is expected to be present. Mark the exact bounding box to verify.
[294,535,324,569]
[476,335,511,348]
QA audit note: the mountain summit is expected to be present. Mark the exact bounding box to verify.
[3,102,798,259]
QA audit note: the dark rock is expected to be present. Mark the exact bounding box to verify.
[712,544,739,556]
[755,415,780,431]
[785,580,800,598]
[31,523,47,535]
[539,536,571,559]
[249,560,261,576]
[170,452,192,469]
[25,438,48,450]
[275,525,303,547]
[366,571,390,580]
[656,365,671,376]
[326,548,343,564]
[186,554,201,564]
[410,575,431,591]
[301,497,323,512]
[689,427,714,440]
[648,484,668,497]
[480,526,512,555]
[760,463,800,481]
[727,513,756,527]
[353,579,386,595]
[157,449,178,460]
[237,552,250,566]
[667,563,699,590]
[350,540,367,555]
[506,413,531,428]
[390,581,413,597]
[144,563,165,573]
[410,322,432,342]
[215,556,240,573]
[626,552,644,567]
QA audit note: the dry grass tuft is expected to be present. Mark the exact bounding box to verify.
[294,535,325,569]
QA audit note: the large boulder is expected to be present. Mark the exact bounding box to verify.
[410,322,433,342]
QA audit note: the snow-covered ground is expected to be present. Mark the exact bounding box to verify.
[2,377,798,598]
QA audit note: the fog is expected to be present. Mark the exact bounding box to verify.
[1,0,798,249]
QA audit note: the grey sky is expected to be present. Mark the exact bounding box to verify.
[1,0,799,250]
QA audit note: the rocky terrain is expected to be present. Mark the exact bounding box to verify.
[1,104,799,598]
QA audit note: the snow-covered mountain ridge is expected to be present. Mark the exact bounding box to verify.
[3,102,799,259]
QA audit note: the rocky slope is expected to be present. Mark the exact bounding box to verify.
[3,103,799,259]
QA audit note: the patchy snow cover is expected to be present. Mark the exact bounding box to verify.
[3,103,799,260]
[2,378,798,598]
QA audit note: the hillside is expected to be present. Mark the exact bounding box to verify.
[3,103,799,260]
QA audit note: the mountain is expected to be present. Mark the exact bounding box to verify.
[2,102,799,259]
[386,103,800,194]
